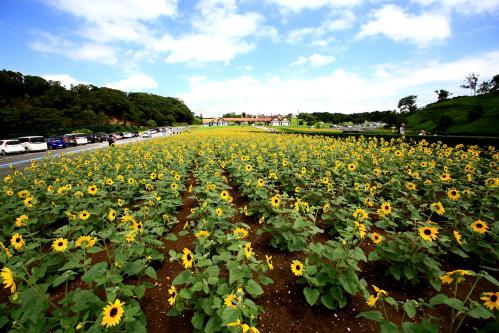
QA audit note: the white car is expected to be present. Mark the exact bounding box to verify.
[1,139,26,155]
[18,136,48,152]
[63,133,88,145]
[122,132,133,138]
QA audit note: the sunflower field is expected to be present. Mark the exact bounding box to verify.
[1,127,498,333]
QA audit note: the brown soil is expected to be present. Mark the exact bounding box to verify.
[1,174,495,333]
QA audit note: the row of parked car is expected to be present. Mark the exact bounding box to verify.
[0,132,139,156]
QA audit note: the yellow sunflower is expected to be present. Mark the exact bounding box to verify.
[367,294,379,307]
[79,210,90,220]
[406,182,416,191]
[245,164,253,172]
[23,196,35,208]
[182,248,194,268]
[256,178,264,188]
[15,214,28,227]
[233,227,249,239]
[245,242,252,258]
[380,202,392,215]
[447,188,460,201]
[419,226,439,242]
[440,270,473,285]
[290,260,304,276]
[52,238,68,252]
[430,202,445,215]
[10,233,25,250]
[270,195,280,208]
[353,208,368,221]
[108,208,116,222]
[453,230,463,245]
[105,178,114,186]
[370,233,383,244]
[265,255,273,270]
[1,267,16,294]
[215,207,223,217]
[348,163,357,171]
[127,178,135,185]
[168,285,177,305]
[224,294,240,308]
[470,220,488,234]
[480,292,499,311]
[220,190,229,201]
[87,185,98,195]
[440,173,452,182]
[75,235,97,249]
[101,299,125,328]
[171,183,178,191]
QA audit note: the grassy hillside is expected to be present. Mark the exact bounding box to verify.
[406,93,499,136]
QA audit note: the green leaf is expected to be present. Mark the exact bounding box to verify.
[356,311,384,322]
[482,271,499,286]
[145,266,157,280]
[191,282,203,292]
[380,321,399,333]
[123,260,144,276]
[429,293,448,306]
[467,306,493,319]
[173,270,192,285]
[303,287,320,306]
[229,268,244,284]
[205,316,222,333]
[443,298,465,312]
[165,233,178,241]
[403,300,418,319]
[245,279,263,297]
[82,262,108,283]
[133,285,146,299]
[70,290,101,312]
[191,312,204,329]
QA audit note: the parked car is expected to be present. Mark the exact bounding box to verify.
[63,133,88,145]
[0,139,26,155]
[86,134,106,143]
[122,132,133,138]
[111,133,123,140]
[18,136,48,152]
[46,137,68,149]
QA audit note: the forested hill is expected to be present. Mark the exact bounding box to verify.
[0,70,195,137]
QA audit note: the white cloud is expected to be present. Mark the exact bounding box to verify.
[181,51,499,117]
[286,10,356,44]
[45,0,177,21]
[153,0,266,64]
[291,54,336,67]
[268,0,362,12]
[412,0,499,14]
[42,74,87,88]
[30,32,118,64]
[357,4,451,45]
[104,73,158,91]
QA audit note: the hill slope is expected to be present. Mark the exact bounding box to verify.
[406,93,499,136]
[0,69,195,137]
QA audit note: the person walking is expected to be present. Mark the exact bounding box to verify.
[399,123,405,135]
[107,134,116,147]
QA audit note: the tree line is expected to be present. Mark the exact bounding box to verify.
[0,70,195,137]
[297,73,498,129]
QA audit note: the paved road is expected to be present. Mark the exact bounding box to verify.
[0,137,144,170]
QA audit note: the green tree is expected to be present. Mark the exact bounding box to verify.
[460,73,479,96]
[397,95,418,113]
[434,89,451,102]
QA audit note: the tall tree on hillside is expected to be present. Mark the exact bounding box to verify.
[460,73,479,96]
[434,89,451,102]
[490,74,499,92]
[398,95,418,113]
[477,81,491,95]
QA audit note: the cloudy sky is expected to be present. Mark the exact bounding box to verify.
[1,0,499,117]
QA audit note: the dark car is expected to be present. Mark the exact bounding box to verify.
[46,137,68,149]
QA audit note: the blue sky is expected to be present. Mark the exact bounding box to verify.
[1,0,499,117]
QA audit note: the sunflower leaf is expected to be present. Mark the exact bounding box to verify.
[356,311,384,322]
[303,287,320,305]
[245,279,263,297]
